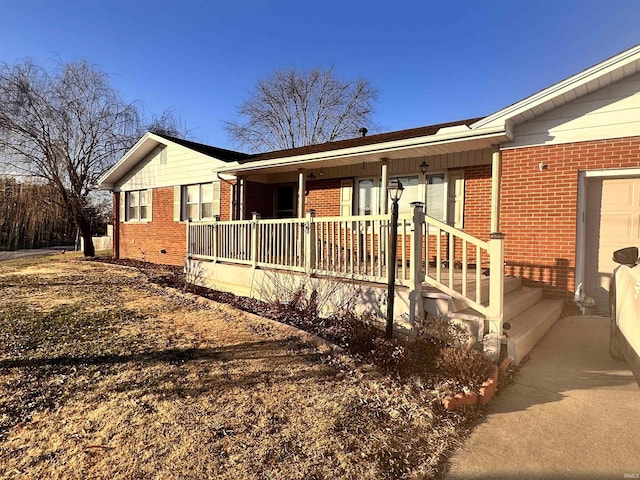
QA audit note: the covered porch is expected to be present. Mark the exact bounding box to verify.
[186,124,518,359]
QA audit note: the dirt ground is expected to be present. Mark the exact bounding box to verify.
[0,256,476,479]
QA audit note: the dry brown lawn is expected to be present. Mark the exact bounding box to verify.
[0,256,476,479]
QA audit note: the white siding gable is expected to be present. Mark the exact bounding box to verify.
[116,141,234,191]
[506,71,640,148]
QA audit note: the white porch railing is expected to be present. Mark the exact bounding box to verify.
[187,206,504,331]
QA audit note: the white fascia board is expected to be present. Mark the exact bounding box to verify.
[218,125,508,174]
[96,132,165,188]
[474,43,640,130]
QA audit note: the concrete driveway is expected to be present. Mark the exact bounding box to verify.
[447,314,640,480]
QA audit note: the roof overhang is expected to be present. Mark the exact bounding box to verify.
[217,124,510,176]
[473,43,640,131]
[96,132,168,190]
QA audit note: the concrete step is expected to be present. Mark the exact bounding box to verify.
[452,286,543,325]
[505,299,564,365]
[503,287,543,324]
[423,276,522,316]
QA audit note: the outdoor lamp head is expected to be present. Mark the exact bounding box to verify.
[419,161,429,175]
[388,179,404,202]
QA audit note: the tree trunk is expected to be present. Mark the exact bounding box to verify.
[77,214,95,257]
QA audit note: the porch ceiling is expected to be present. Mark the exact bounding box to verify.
[217,127,510,176]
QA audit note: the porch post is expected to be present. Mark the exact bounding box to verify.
[297,169,306,218]
[237,176,246,220]
[305,210,316,274]
[380,158,389,214]
[485,232,505,361]
[251,212,261,268]
[490,147,501,233]
[409,202,425,324]
[185,219,191,258]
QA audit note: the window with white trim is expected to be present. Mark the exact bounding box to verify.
[425,173,446,222]
[183,182,220,220]
[126,189,151,221]
[357,178,379,215]
[354,172,457,225]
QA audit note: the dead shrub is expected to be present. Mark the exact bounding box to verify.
[436,345,492,388]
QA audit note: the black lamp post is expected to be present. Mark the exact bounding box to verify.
[386,178,404,339]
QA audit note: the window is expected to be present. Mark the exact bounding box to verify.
[395,176,421,215]
[126,189,151,221]
[353,172,457,225]
[183,182,220,220]
[425,173,446,222]
[358,179,379,215]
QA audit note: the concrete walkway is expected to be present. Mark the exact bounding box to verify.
[447,315,640,480]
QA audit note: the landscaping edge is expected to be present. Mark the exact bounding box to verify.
[442,357,512,411]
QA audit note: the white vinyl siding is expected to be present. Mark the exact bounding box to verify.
[507,70,640,148]
[125,189,152,222]
[118,142,233,191]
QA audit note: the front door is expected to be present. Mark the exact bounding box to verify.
[275,185,296,218]
[584,177,640,310]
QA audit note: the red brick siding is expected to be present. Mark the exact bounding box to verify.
[119,187,186,266]
[112,193,120,259]
[305,179,342,217]
[462,164,492,241]
[244,181,274,219]
[500,136,640,298]
[220,180,234,221]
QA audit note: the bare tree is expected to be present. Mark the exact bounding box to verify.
[0,176,76,250]
[225,68,378,152]
[0,59,152,256]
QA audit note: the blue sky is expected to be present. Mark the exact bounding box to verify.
[2,0,640,151]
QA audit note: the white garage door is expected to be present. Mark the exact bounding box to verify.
[584,177,640,310]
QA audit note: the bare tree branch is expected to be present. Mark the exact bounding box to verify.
[225,68,378,152]
[0,59,182,256]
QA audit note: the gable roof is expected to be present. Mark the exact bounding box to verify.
[473,43,640,130]
[97,132,247,189]
[152,132,250,162]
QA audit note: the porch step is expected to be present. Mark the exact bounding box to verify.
[505,299,564,365]
[452,286,543,325]
[445,286,562,365]
[423,276,522,316]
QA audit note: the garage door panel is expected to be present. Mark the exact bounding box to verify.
[585,176,640,310]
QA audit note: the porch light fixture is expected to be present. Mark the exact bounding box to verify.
[420,161,429,214]
[307,172,316,181]
[386,178,404,339]
[387,178,404,202]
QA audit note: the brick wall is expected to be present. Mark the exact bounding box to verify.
[500,136,640,298]
[462,164,492,240]
[244,181,274,218]
[119,186,186,266]
[220,180,234,221]
[305,178,342,217]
